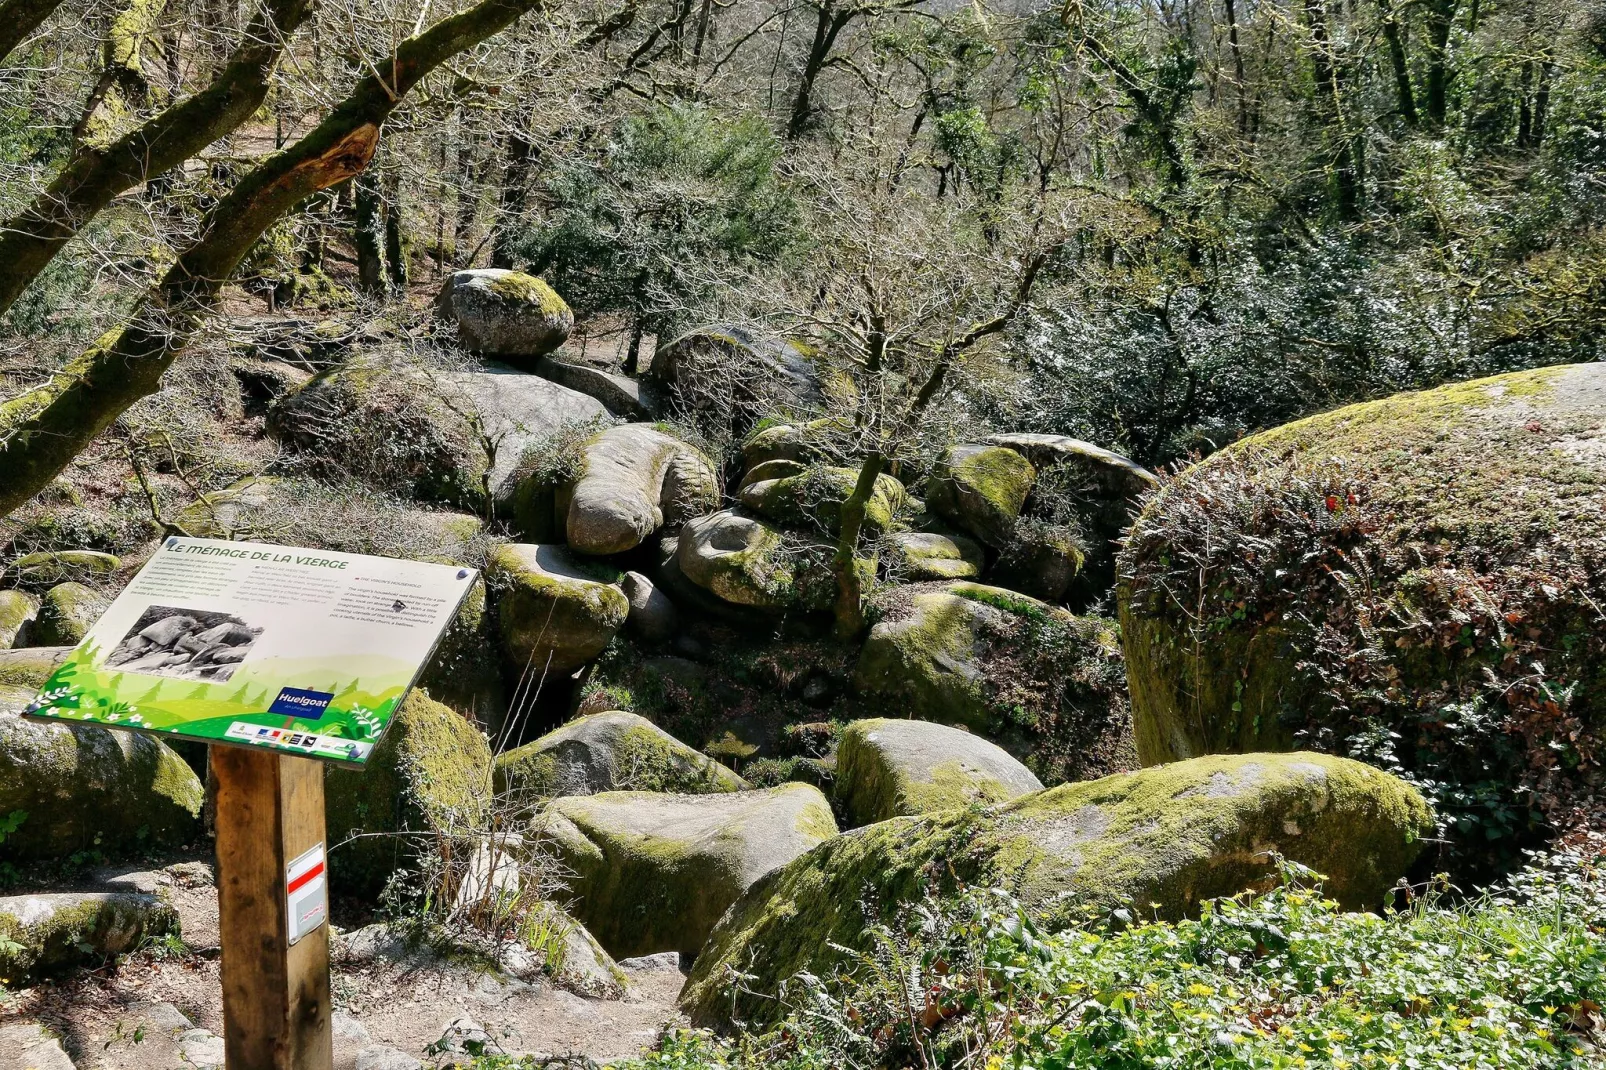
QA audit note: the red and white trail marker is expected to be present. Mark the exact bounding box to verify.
[287,842,327,946]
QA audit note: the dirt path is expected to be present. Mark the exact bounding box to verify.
[1,861,686,1069]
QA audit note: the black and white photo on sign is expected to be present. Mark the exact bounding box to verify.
[104,605,264,682]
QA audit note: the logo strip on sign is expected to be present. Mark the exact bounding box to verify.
[286,842,327,946]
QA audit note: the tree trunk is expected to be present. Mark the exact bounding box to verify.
[454,139,481,267]
[0,0,550,518]
[354,170,386,296]
[1223,0,1249,136]
[624,316,645,376]
[1423,0,1459,128]
[786,1,852,139]
[831,450,884,639]
[490,127,538,269]
[0,0,68,62]
[1304,0,1359,220]
[0,0,315,319]
[384,168,408,289]
[1376,0,1418,126]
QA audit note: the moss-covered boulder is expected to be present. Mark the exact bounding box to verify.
[740,418,850,470]
[676,510,835,612]
[739,466,906,537]
[487,543,630,674]
[653,327,827,426]
[417,581,503,728]
[436,269,573,363]
[986,432,1158,540]
[835,718,1043,827]
[736,458,807,492]
[10,550,120,591]
[537,782,838,959]
[926,445,1036,548]
[494,711,747,805]
[552,425,719,556]
[0,590,39,648]
[270,357,607,506]
[682,752,1435,1028]
[854,582,1133,784]
[324,692,492,895]
[1117,364,1606,847]
[176,476,487,563]
[884,531,985,581]
[989,521,1086,603]
[0,680,203,861]
[30,582,107,647]
[0,892,178,980]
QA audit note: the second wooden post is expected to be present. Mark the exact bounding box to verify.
[212,745,334,1070]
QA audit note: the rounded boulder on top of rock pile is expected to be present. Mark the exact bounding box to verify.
[675,510,835,612]
[486,543,629,675]
[739,465,907,537]
[436,269,574,364]
[834,718,1043,827]
[0,658,203,861]
[926,444,1036,548]
[534,782,838,960]
[681,751,1435,1029]
[1117,363,1606,832]
[493,710,747,805]
[324,692,492,896]
[553,425,719,556]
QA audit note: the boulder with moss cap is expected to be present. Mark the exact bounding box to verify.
[324,692,492,895]
[488,543,629,674]
[30,582,108,647]
[675,510,835,612]
[553,425,719,556]
[0,891,178,980]
[682,751,1435,1028]
[835,718,1043,827]
[494,710,747,805]
[884,531,985,581]
[1118,363,1606,825]
[436,269,574,363]
[535,783,838,959]
[0,591,39,648]
[10,550,120,591]
[926,445,1036,548]
[739,466,906,537]
[0,670,203,861]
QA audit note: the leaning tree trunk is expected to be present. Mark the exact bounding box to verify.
[0,0,551,517]
[0,0,69,63]
[0,0,315,319]
[831,450,885,639]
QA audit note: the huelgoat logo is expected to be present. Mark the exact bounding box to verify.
[268,687,335,719]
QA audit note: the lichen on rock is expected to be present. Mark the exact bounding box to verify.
[834,718,1043,826]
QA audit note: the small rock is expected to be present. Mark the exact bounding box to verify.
[620,571,678,645]
[132,1000,194,1033]
[177,1028,226,1068]
[0,590,40,649]
[0,892,177,979]
[616,951,685,973]
[333,1009,372,1043]
[671,634,707,660]
[0,1023,75,1070]
[357,1047,424,1070]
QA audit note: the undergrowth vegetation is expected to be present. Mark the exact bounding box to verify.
[477,848,1605,1070]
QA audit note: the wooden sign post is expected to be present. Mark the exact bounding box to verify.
[21,538,481,1070]
[213,746,334,1070]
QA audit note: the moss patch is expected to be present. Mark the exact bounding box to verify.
[681,751,1435,1029]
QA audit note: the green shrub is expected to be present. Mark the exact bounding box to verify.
[546,846,1605,1070]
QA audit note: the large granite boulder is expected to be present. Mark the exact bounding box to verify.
[925,445,1036,548]
[487,544,629,674]
[739,466,906,537]
[652,326,826,424]
[1117,364,1606,835]
[682,752,1435,1027]
[436,269,574,363]
[834,718,1043,827]
[10,550,120,591]
[675,510,834,612]
[0,892,177,979]
[324,693,492,895]
[535,355,660,419]
[493,711,746,805]
[270,357,607,505]
[986,433,1157,530]
[537,783,838,959]
[0,590,39,648]
[175,477,486,564]
[855,582,1134,785]
[619,570,678,644]
[29,582,106,647]
[0,675,204,861]
[417,581,504,729]
[557,425,719,556]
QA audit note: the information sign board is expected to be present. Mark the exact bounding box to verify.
[23,536,478,764]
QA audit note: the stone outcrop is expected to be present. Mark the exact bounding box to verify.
[436,269,574,363]
[834,718,1043,826]
[487,543,629,675]
[493,710,746,803]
